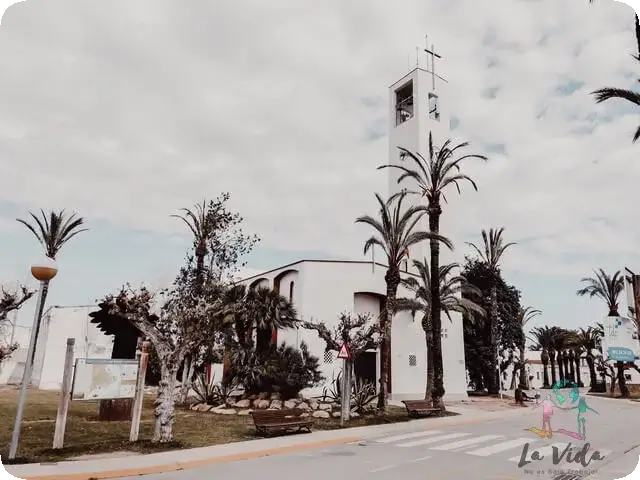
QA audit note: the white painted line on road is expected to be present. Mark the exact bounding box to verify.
[370,464,397,473]
[375,430,443,443]
[397,433,471,448]
[508,443,567,462]
[467,437,532,456]
[408,455,432,463]
[430,434,505,451]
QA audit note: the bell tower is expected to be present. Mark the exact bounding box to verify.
[387,38,451,271]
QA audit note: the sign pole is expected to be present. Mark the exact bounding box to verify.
[337,343,351,427]
[130,340,150,442]
[52,338,75,449]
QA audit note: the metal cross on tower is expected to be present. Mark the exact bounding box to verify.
[425,35,441,90]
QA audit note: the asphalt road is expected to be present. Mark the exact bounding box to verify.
[121,395,639,480]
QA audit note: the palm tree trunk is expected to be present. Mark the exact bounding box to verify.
[542,361,550,388]
[377,272,399,414]
[586,356,597,390]
[428,204,445,409]
[550,352,557,386]
[574,354,583,387]
[616,361,630,398]
[519,344,527,389]
[423,313,434,400]
[557,352,565,382]
[488,284,499,395]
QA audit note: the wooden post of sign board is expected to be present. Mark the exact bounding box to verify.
[52,338,75,449]
[130,340,150,442]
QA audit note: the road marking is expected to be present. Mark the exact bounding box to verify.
[430,434,505,451]
[408,455,431,463]
[376,430,443,443]
[467,437,532,456]
[370,464,397,472]
[508,443,567,462]
[398,433,471,448]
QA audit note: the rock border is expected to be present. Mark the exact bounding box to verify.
[189,392,364,419]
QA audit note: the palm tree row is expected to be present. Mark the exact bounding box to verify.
[356,131,542,411]
[529,326,592,389]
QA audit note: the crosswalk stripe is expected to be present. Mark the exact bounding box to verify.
[430,434,505,451]
[467,437,532,456]
[375,430,443,443]
[508,443,567,462]
[397,433,471,448]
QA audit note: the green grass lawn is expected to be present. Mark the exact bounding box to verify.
[0,387,427,464]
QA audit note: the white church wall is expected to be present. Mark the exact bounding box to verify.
[298,261,385,396]
[441,310,468,400]
[274,269,301,351]
[33,306,114,390]
[391,310,427,398]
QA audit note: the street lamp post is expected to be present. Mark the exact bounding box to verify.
[8,257,58,460]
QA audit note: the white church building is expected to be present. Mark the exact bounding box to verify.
[236,47,469,401]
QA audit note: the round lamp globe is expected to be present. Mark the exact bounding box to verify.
[31,256,58,281]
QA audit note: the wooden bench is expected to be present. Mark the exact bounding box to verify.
[401,400,442,418]
[250,408,314,436]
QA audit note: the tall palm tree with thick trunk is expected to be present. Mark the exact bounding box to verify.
[466,228,515,394]
[379,131,486,408]
[576,268,628,397]
[356,192,452,413]
[516,307,541,389]
[587,1,640,143]
[397,260,485,400]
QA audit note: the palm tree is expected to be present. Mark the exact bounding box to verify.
[577,269,624,316]
[356,192,452,413]
[172,200,218,289]
[397,260,485,400]
[466,227,515,394]
[379,132,486,408]
[16,209,87,332]
[516,307,541,389]
[588,2,640,143]
[576,269,629,397]
[530,326,555,388]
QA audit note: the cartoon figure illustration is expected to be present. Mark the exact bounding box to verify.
[569,384,580,404]
[557,397,598,441]
[527,393,558,438]
[552,380,566,405]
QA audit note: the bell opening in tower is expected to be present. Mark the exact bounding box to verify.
[428,92,440,121]
[395,81,414,126]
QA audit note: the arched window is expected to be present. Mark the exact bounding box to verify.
[289,281,295,302]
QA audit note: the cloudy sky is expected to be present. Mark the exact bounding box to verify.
[0,0,639,343]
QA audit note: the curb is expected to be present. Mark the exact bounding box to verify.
[6,407,524,480]
[14,437,361,480]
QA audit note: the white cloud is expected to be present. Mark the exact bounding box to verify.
[0,0,638,282]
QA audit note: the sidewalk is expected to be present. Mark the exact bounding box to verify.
[586,446,640,479]
[3,404,524,480]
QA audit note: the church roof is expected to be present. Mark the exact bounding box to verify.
[237,259,388,283]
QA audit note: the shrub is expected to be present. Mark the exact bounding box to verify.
[228,341,324,399]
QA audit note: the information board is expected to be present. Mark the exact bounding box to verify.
[71,358,139,401]
[601,316,639,363]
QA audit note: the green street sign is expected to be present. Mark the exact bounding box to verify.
[607,347,636,362]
